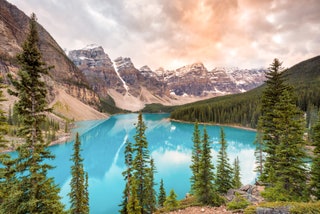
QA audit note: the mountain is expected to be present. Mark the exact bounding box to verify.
[170,55,320,128]
[68,46,266,111]
[0,0,105,121]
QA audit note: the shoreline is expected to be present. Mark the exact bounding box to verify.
[1,132,73,153]
[1,114,256,153]
[170,118,257,132]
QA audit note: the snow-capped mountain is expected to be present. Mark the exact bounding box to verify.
[68,45,266,111]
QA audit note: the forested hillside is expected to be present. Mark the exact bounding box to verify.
[170,56,320,128]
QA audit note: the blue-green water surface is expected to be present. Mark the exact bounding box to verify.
[47,113,256,213]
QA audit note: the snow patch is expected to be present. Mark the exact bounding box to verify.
[79,56,88,60]
[114,67,129,93]
[82,44,100,50]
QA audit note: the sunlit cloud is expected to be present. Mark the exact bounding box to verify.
[8,0,320,70]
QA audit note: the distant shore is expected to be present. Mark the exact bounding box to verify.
[1,114,256,153]
[170,118,257,132]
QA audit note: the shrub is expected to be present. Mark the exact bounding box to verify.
[244,201,320,214]
[226,192,250,210]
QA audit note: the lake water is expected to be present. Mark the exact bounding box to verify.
[47,113,257,213]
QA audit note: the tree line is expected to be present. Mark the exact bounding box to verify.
[170,57,320,131]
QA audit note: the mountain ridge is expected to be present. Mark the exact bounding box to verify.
[68,45,266,111]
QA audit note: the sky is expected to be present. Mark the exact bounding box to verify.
[7,0,320,70]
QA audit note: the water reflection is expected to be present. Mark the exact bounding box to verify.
[46,113,256,214]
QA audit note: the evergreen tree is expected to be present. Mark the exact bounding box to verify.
[310,113,320,199]
[120,140,133,214]
[3,13,65,213]
[190,121,201,194]
[259,58,289,182]
[145,158,157,213]
[262,89,307,201]
[0,78,7,149]
[84,172,89,213]
[69,132,89,214]
[216,128,233,194]
[0,77,10,207]
[131,112,155,213]
[127,177,142,214]
[164,189,179,210]
[158,179,166,208]
[233,156,242,189]
[7,105,12,125]
[0,155,17,212]
[253,131,264,178]
[195,127,219,205]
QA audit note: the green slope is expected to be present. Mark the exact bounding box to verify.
[170,56,320,128]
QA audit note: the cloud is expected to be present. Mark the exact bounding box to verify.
[8,0,320,70]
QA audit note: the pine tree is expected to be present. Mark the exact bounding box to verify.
[310,113,320,199]
[195,127,219,205]
[131,112,154,213]
[3,13,65,213]
[127,177,141,214]
[0,78,7,150]
[69,132,89,213]
[259,58,289,182]
[145,158,157,213]
[0,155,17,212]
[262,89,307,201]
[0,81,16,209]
[190,121,201,194]
[158,179,166,208]
[233,156,242,189]
[0,78,10,207]
[120,140,133,214]
[253,131,264,178]
[216,128,233,194]
[164,189,179,210]
[84,172,89,213]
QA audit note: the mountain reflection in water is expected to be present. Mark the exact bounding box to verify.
[47,113,256,214]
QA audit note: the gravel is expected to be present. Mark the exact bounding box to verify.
[164,206,239,214]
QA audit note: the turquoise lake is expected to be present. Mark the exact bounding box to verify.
[46,113,257,213]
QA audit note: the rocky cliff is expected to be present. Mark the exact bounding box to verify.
[68,45,126,97]
[0,0,103,120]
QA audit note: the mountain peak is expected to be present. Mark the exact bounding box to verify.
[140,65,152,72]
[114,57,134,69]
[175,62,207,77]
[82,44,102,50]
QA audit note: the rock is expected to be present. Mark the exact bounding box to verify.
[256,207,290,214]
[68,46,126,97]
[226,184,265,204]
[240,184,252,192]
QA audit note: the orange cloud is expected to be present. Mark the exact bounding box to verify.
[8,0,320,70]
